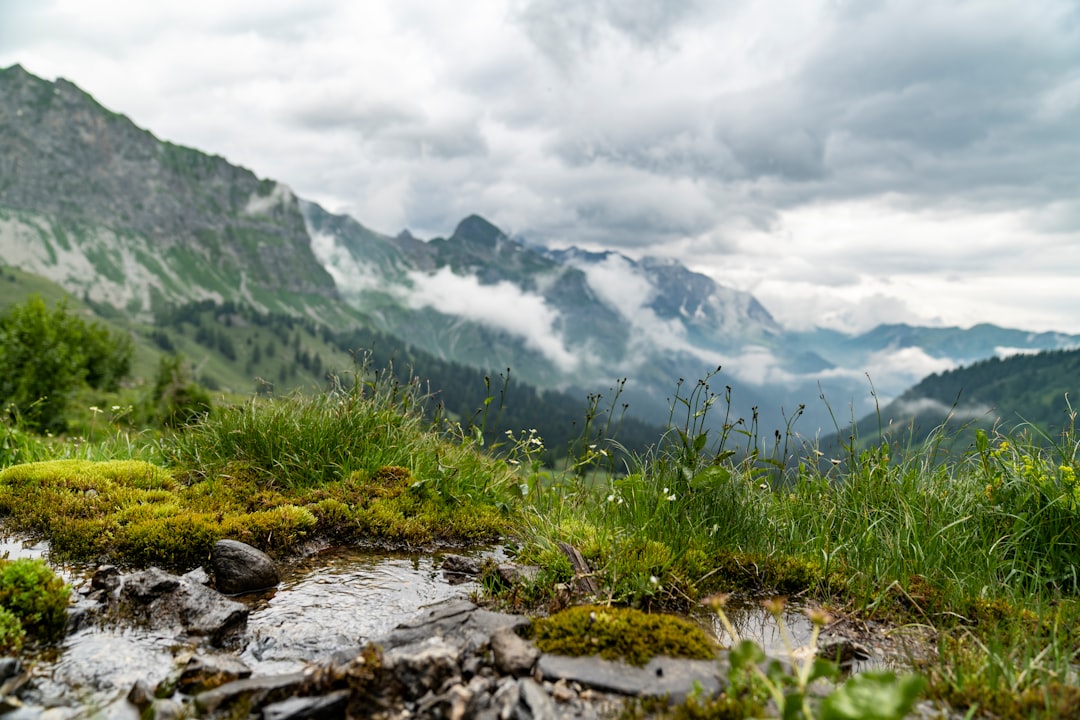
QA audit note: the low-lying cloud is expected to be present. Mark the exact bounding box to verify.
[404,267,580,373]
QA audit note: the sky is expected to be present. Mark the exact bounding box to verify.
[3,0,1080,334]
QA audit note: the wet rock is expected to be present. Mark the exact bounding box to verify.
[262,689,350,720]
[384,599,529,656]
[0,657,20,682]
[182,566,211,586]
[194,672,306,716]
[491,627,538,677]
[537,654,725,703]
[91,565,122,594]
[122,567,180,601]
[177,652,252,693]
[212,539,279,595]
[118,567,249,644]
[442,554,482,579]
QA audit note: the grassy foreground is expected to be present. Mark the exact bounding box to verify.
[0,370,1078,717]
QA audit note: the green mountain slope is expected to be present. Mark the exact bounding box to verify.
[0,64,347,322]
[832,348,1080,454]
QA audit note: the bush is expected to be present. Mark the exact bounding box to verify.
[0,558,70,643]
[0,296,132,433]
[0,606,25,655]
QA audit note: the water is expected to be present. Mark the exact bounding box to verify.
[11,540,486,714]
[239,547,484,673]
[4,535,920,714]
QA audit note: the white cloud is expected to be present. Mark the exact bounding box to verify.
[404,267,580,372]
[3,0,1080,334]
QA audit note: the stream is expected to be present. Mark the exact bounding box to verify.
[0,535,905,716]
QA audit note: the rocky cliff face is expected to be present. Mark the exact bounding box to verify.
[0,64,340,318]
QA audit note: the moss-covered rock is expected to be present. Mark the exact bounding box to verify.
[530,605,716,667]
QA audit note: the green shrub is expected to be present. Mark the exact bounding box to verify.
[0,606,25,655]
[0,558,70,642]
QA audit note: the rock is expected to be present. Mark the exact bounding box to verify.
[537,654,725,703]
[126,678,154,709]
[490,627,538,677]
[442,554,483,578]
[194,672,306,715]
[177,652,252,693]
[182,566,211,586]
[262,689,350,720]
[517,677,558,720]
[118,567,249,644]
[91,565,122,594]
[497,563,541,586]
[383,637,462,699]
[0,657,20,682]
[383,600,529,656]
[818,639,872,668]
[211,539,279,594]
[147,698,185,720]
[122,567,180,601]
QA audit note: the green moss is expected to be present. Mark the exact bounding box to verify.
[0,607,25,655]
[530,605,716,666]
[0,558,70,643]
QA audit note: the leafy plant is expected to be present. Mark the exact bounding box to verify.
[0,295,131,432]
[712,595,924,720]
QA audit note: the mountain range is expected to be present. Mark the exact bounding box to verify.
[2,63,1078,438]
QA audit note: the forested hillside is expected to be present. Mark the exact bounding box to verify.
[831,347,1080,455]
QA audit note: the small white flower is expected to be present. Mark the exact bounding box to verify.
[111,405,122,412]
[607,494,616,503]
[649,575,660,585]
[89,406,101,414]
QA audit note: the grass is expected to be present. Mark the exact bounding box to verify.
[2,366,1080,716]
[0,368,518,569]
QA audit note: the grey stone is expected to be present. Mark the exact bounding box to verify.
[148,699,185,720]
[121,567,180,601]
[383,599,529,656]
[194,672,307,715]
[262,690,350,720]
[491,627,538,677]
[91,565,122,593]
[537,654,725,703]
[491,677,520,718]
[211,539,279,594]
[118,572,249,644]
[383,637,462,699]
[126,678,154,709]
[497,563,541,586]
[442,554,483,578]
[517,678,557,720]
[0,657,20,682]
[182,566,211,586]
[177,652,252,693]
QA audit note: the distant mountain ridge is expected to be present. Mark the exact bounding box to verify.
[2,63,1079,434]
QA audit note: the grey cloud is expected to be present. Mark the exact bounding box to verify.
[512,0,708,68]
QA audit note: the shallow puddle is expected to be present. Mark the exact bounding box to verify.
[1,533,921,714]
[239,547,485,673]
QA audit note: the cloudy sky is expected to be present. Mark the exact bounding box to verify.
[3,0,1080,333]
